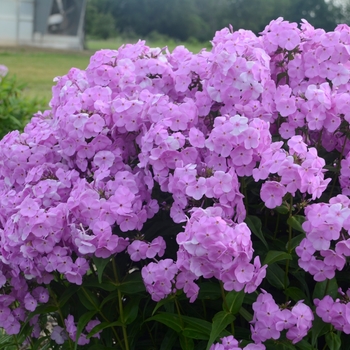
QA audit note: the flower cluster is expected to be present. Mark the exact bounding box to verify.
[314,288,350,334]
[251,290,314,344]
[210,335,265,350]
[51,315,101,345]
[0,64,8,79]
[176,207,266,298]
[1,15,350,347]
[296,194,350,281]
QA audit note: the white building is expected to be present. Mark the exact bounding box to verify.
[0,0,86,50]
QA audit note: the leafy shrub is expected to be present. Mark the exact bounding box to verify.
[0,67,46,138]
[0,18,350,350]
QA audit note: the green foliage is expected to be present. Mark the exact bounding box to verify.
[85,0,348,42]
[0,74,46,138]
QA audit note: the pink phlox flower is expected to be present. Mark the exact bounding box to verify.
[320,249,346,270]
[85,319,102,339]
[17,195,40,218]
[127,240,148,261]
[260,181,286,209]
[185,177,207,200]
[93,150,115,170]
[146,236,166,258]
[308,259,335,281]
[229,114,248,136]
[109,185,135,216]
[51,325,68,345]
[314,295,334,322]
[288,135,308,156]
[24,293,37,312]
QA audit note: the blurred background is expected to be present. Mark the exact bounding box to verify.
[84,0,350,44]
[0,0,350,135]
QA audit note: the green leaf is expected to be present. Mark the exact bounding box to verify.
[225,289,245,314]
[287,233,305,251]
[182,327,209,340]
[152,295,174,316]
[206,311,235,350]
[263,250,292,265]
[275,204,289,214]
[284,287,307,303]
[181,315,213,335]
[311,316,330,347]
[77,288,100,311]
[160,329,178,350]
[88,345,118,350]
[325,332,341,350]
[295,339,315,350]
[87,320,123,338]
[239,307,253,322]
[92,256,111,284]
[179,333,194,350]
[146,313,183,333]
[83,280,117,292]
[58,285,79,308]
[120,296,141,325]
[197,282,221,300]
[266,263,288,290]
[117,272,146,294]
[100,291,119,310]
[287,215,306,233]
[28,304,58,318]
[245,215,269,249]
[75,310,98,350]
[312,278,338,300]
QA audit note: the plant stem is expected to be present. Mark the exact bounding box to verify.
[118,289,130,350]
[285,196,293,298]
[112,258,130,350]
[220,282,235,335]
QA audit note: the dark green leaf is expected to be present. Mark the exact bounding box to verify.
[83,280,117,292]
[225,290,245,314]
[287,233,305,251]
[75,310,98,350]
[312,278,338,300]
[179,333,194,350]
[197,282,221,300]
[245,215,269,249]
[275,204,289,214]
[311,316,330,347]
[146,313,183,333]
[87,320,123,339]
[152,294,174,316]
[121,296,141,325]
[263,250,292,265]
[284,287,307,303]
[181,315,213,335]
[239,307,253,322]
[160,329,178,350]
[266,263,288,290]
[287,215,306,233]
[28,304,58,318]
[100,291,119,310]
[77,288,100,311]
[295,339,315,350]
[92,256,111,284]
[207,311,235,350]
[325,332,341,350]
[88,345,119,350]
[117,272,146,294]
[182,327,209,340]
[58,285,79,308]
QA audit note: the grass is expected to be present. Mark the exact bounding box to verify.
[0,38,211,106]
